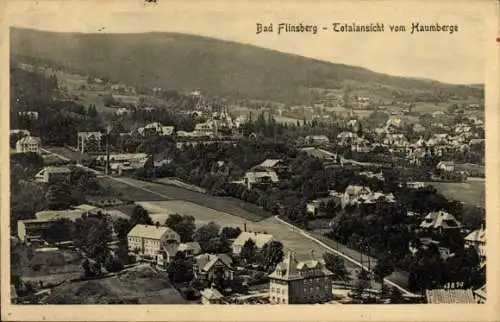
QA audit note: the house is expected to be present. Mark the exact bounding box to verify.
[77,132,103,153]
[254,159,290,175]
[95,153,149,169]
[17,219,56,243]
[139,122,175,136]
[425,289,476,304]
[10,129,31,136]
[194,253,234,281]
[385,117,403,131]
[420,211,461,231]
[268,252,333,304]
[242,169,280,190]
[304,135,330,146]
[16,136,41,154]
[406,181,425,189]
[436,161,455,172]
[200,287,224,305]
[341,185,372,208]
[306,197,333,216]
[127,224,181,258]
[35,166,72,184]
[177,242,202,256]
[336,132,358,144]
[383,134,408,147]
[465,225,486,259]
[18,111,39,120]
[232,232,274,255]
[473,285,486,303]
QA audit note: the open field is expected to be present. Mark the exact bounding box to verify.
[102,176,271,222]
[45,264,189,304]
[426,179,485,208]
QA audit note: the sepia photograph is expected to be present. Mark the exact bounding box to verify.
[1,0,499,321]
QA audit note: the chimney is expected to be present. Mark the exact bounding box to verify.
[244,223,247,232]
[155,221,160,229]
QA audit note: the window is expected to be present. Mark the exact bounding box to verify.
[282,289,285,295]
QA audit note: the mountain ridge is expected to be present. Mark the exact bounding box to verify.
[10,27,483,104]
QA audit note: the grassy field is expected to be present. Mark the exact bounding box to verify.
[103,176,271,222]
[45,264,188,304]
[426,179,485,208]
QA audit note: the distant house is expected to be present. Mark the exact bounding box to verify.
[35,166,72,184]
[304,135,330,146]
[383,134,408,147]
[436,161,455,172]
[77,132,103,153]
[194,253,234,281]
[385,117,403,131]
[138,122,175,136]
[232,232,274,255]
[200,287,224,305]
[420,211,461,232]
[306,198,332,216]
[127,224,181,258]
[465,226,486,259]
[406,181,425,189]
[425,289,476,304]
[241,169,280,190]
[254,159,290,176]
[16,136,41,154]
[341,185,372,208]
[177,242,202,256]
[18,111,39,120]
[336,132,358,145]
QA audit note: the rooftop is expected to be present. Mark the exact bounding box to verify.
[127,224,179,240]
[233,231,274,248]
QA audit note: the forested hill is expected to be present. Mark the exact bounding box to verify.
[11,27,483,104]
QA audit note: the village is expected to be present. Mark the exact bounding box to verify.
[9,59,486,305]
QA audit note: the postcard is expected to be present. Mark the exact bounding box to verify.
[1,0,499,321]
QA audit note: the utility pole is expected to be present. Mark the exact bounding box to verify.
[105,125,112,175]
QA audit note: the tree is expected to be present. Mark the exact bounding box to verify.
[193,222,221,252]
[130,205,153,226]
[42,219,75,243]
[167,252,194,283]
[220,226,242,240]
[45,183,73,210]
[352,269,371,300]
[323,253,350,282]
[74,215,112,264]
[113,217,131,241]
[104,255,124,273]
[260,241,284,272]
[240,239,257,264]
[165,214,196,242]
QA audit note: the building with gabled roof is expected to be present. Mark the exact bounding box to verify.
[465,225,486,259]
[16,136,41,154]
[127,224,180,258]
[232,231,274,255]
[35,166,72,184]
[420,211,461,231]
[268,252,333,304]
[194,253,234,282]
[200,287,224,305]
[425,289,476,304]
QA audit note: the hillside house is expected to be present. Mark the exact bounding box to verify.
[127,224,181,259]
[194,253,234,282]
[232,232,274,255]
[436,161,455,172]
[138,122,175,136]
[16,136,41,154]
[241,169,280,190]
[18,111,40,120]
[420,211,461,232]
[254,159,290,177]
[304,135,330,146]
[35,166,72,184]
[268,252,333,304]
[465,226,486,260]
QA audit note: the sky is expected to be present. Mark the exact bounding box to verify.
[7,0,495,84]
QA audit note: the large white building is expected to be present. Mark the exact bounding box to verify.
[268,252,334,304]
[127,224,181,258]
[16,136,41,154]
